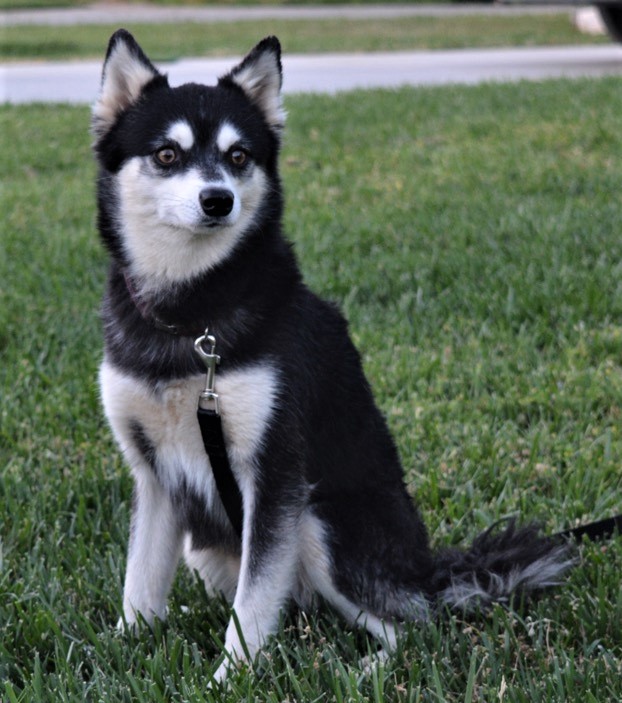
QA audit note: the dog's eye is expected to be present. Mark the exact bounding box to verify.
[229,149,247,167]
[154,147,178,166]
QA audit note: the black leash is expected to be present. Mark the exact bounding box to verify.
[194,330,243,538]
[556,513,622,543]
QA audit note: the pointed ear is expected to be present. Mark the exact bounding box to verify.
[92,29,162,138]
[223,37,285,131]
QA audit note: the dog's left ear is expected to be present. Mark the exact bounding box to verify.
[223,37,285,131]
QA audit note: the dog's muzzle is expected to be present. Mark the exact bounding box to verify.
[199,187,234,219]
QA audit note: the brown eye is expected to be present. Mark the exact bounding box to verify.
[229,149,247,167]
[154,147,178,166]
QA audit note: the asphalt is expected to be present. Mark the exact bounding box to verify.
[0,2,584,26]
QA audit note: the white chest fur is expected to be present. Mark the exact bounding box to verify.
[100,360,279,506]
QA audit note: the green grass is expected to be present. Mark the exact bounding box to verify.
[1,13,607,62]
[2,78,622,701]
[0,0,84,7]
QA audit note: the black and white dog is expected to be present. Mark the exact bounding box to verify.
[93,31,572,681]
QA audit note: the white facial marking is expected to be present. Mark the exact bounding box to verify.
[217,122,243,154]
[116,157,268,289]
[166,120,195,151]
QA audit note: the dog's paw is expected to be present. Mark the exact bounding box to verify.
[208,652,249,689]
[116,606,167,635]
[359,647,390,676]
[210,658,233,687]
[209,635,254,688]
[116,615,137,635]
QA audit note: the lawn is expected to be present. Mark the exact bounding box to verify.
[1,78,622,701]
[1,13,608,62]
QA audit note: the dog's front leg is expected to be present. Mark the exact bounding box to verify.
[214,484,302,682]
[122,468,183,627]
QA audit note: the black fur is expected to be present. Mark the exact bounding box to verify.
[174,479,240,553]
[93,32,573,665]
[129,420,158,472]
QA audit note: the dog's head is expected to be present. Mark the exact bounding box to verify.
[92,30,284,287]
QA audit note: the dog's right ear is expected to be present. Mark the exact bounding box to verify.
[92,29,162,138]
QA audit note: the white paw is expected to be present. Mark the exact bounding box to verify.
[116,616,127,633]
[209,628,254,687]
[116,605,166,634]
[116,615,140,635]
[209,650,249,689]
[211,658,233,686]
[359,647,390,675]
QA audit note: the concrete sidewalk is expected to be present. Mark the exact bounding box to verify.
[3,2,620,104]
[3,45,622,104]
[1,2,580,26]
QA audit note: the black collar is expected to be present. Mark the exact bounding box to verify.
[123,270,206,337]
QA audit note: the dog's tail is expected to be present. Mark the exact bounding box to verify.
[430,520,575,611]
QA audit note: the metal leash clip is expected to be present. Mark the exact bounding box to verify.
[194,328,221,414]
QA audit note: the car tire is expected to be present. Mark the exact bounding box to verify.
[598,4,622,42]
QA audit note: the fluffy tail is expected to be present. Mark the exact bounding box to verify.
[431,520,575,611]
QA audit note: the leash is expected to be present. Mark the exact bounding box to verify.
[194,329,244,538]
[556,513,622,542]
[122,270,243,532]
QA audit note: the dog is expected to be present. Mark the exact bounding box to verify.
[92,30,573,682]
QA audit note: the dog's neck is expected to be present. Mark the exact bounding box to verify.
[115,229,302,360]
[122,270,207,337]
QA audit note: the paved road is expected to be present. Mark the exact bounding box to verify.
[1,2,583,26]
[2,3,622,102]
[2,45,622,103]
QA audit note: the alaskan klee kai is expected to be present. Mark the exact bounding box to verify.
[92,31,572,682]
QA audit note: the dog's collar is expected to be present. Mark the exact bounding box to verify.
[122,270,205,337]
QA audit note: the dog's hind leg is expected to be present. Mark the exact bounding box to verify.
[183,540,240,602]
[297,511,403,651]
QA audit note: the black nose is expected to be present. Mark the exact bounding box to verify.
[199,188,234,218]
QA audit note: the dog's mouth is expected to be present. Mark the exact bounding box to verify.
[200,217,231,231]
